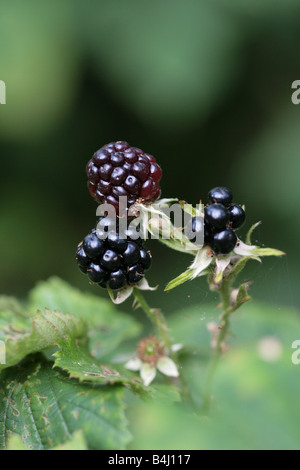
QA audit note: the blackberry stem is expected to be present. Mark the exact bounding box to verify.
[133,288,172,353]
[202,278,232,412]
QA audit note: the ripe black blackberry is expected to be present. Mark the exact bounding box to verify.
[186,187,245,255]
[86,141,162,213]
[208,187,233,206]
[76,219,152,290]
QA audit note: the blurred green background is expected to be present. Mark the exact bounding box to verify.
[0,0,299,312]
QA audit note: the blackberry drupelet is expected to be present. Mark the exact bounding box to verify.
[228,204,245,229]
[76,220,152,290]
[210,227,237,254]
[208,186,233,206]
[86,141,162,213]
[186,187,245,255]
[205,203,229,229]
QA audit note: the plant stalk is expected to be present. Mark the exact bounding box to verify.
[202,279,232,412]
[133,288,172,353]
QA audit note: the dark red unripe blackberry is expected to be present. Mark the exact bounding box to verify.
[210,227,237,254]
[140,178,159,200]
[228,204,245,229]
[110,152,124,166]
[93,148,111,165]
[205,203,229,229]
[110,167,127,185]
[131,161,149,182]
[86,141,162,213]
[87,164,100,184]
[208,187,233,206]
[124,175,141,194]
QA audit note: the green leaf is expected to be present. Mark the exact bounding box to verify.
[53,336,149,395]
[149,384,181,403]
[179,200,200,217]
[0,308,86,372]
[0,296,30,342]
[164,269,195,291]
[214,255,231,284]
[236,283,250,305]
[157,236,197,255]
[6,434,27,451]
[250,247,286,257]
[28,277,141,359]
[231,283,251,311]
[0,296,27,319]
[53,430,87,450]
[165,246,213,291]
[245,221,261,245]
[0,357,131,450]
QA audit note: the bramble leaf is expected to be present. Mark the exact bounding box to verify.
[0,357,131,450]
[0,308,87,372]
[53,336,149,395]
[28,277,141,359]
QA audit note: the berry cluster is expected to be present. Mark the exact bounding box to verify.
[206,187,245,254]
[76,219,152,290]
[188,187,245,255]
[86,141,162,213]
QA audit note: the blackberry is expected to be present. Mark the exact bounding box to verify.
[108,269,127,290]
[106,231,127,253]
[83,233,104,258]
[76,222,152,290]
[210,228,237,254]
[228,204,245,229]
[185,187,245,255]
[185,216,204,247]
[76,243,89,267]
[208,187,233,206]
[122,242,140,266]
[86,141,162,213]
[100,249,122,271]
[87,263,107,283]
[139,247,152,270]
[205,203,229,229]
[204,224,212,244]
[127,264,144,284]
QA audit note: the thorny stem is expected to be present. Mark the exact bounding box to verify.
[202,278,233,413]
[133,288,172,354]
